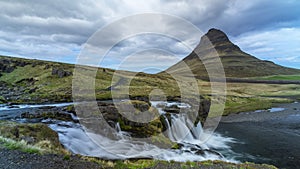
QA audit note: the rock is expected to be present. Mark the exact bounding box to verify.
[163,104,181,114]
[28,87,38,94]
[203,149,224,158]
[44,64,51,69]
[14,60,27,67]
[129,96,149,102]
[195,150,205,156]
[98,100,163,138]
[8,105,20,109]
[20,136,35,144]
[20,111,76,122]
[12,127,19,138]
[15,78,36,86]
[52,67,72,78]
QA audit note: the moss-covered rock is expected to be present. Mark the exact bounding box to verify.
[99,100,163,138]
[0,121,65,154]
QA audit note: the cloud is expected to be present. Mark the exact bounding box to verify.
[232,27,300,69]
[0,0,300,71]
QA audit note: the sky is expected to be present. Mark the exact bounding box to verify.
[0,0,300,73]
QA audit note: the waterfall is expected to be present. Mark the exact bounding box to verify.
[163,113,204,144]
[2,101,237,162]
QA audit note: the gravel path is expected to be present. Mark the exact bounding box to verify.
[0,147,103,169]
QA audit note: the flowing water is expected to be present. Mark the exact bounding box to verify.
[1,101,299,168]
[0,101,238,162]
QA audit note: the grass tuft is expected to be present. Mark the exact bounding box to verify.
[0,136,42,154]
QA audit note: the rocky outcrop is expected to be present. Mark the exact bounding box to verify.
[0,121,64,153]
[98,101,162,138]
[52,67,73,78]
[0,58,29,73]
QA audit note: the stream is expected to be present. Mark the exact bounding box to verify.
[1,101,300,168]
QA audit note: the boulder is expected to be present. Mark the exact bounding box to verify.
[52,67,73,78]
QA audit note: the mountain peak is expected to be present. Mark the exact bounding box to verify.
[205,28,230,44]
[196,28,241,54]
[166,28,300,78]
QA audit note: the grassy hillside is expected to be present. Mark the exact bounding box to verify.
[1,55,299,115]
[0,55,184,103]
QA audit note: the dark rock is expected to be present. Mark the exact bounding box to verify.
[28,87,38,94]
[163,104,181,114]
[44,64,51,69]
[8,105,20,109]
[38,106,56,109]
[195,150,205,156]
[16,78,36,85]
[14,61,27,67]
[12,127,19,138]
[129,96,149,102]
[171,143,184,149]
[52,67,72,78]
[20,111,76,122]
[204,149,224,158]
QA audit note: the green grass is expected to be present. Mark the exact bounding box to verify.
[1,55,299,115]
[0,136,42,154]
[0,121,65,154]
[0,95,5,103]
[253,74,300,81]
[224,96,272,115]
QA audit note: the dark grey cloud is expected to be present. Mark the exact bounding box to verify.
[211,0,300,36]
[0,0,299,70]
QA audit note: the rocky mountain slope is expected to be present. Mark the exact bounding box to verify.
[165,28,300,79]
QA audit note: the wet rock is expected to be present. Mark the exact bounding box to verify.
[20,111,76,122]
[8,105,20,109]
[204,149,224,158]
[163,105,181,114]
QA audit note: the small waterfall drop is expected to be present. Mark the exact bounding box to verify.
[2,101,237,162]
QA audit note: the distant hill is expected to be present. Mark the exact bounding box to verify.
[165,28,300,79]
[0,55,181,103]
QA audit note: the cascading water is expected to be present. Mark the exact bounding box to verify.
[52,101,237,162]
[0,101,238,162]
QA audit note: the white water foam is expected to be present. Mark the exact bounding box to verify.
[47,101,237,162]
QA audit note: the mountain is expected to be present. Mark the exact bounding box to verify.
[165,28,300,79]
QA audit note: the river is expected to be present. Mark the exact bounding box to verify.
[0,101,299,168]
[217,101,300,169]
